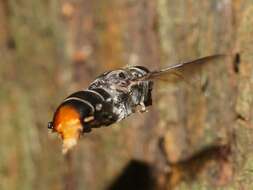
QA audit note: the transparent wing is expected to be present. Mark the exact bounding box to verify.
[138,54,226,83]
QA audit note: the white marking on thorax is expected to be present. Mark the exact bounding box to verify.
[129,67,147,75]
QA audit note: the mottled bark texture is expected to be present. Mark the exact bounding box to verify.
[0,0,252,190]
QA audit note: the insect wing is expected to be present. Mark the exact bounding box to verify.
[144,54,226,83]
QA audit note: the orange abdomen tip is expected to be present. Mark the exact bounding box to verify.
[53,105,81,132]
[53,105,83,153]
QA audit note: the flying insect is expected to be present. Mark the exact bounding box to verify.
[48,54,225,153]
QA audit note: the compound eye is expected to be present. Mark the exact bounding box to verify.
[118,72,126,79]
[48,121,53,129]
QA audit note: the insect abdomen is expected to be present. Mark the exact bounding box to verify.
[64,88,118,132]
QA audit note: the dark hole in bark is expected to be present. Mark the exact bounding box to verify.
[233,53,240,73]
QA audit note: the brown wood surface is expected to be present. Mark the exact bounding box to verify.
[0,0,252,190]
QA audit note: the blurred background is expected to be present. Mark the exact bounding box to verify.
[0,0,253,190]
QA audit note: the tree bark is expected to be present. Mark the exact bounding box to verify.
[0,0,252,190]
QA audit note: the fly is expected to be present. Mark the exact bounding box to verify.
[48,54,225,153]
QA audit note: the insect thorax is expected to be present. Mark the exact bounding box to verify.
[89,67,153,122]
